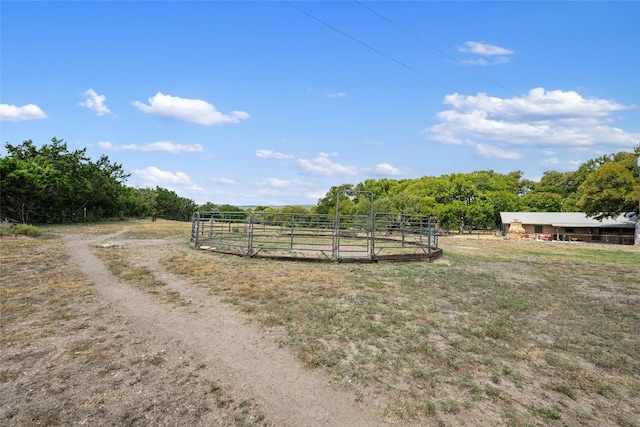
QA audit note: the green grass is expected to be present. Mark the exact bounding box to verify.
[0,223,42,237]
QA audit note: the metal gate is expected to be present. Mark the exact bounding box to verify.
[333,214,372,260]
[192,211,440,262]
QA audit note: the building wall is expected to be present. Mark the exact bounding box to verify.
[503,223,634,244]
[504,223,556,237]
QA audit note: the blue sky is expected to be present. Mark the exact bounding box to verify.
[2,1,639,206]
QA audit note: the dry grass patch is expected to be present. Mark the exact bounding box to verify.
[43,220,131,236]
[10,220,634,425]
[1,222,270,427]
[0,235,94,345]
[163,232,640,425]
[93,244,191,307]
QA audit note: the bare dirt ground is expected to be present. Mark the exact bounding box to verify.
[1,226,385,426]
[3,224,639,426]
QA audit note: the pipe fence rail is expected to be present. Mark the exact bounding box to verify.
[191,211,442,262]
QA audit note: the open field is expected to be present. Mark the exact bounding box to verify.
[1,219,639,426]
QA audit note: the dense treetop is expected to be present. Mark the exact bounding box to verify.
[1,138,638,230]
[0,138,195,223]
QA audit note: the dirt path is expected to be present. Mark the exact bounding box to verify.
[64,228,386,426]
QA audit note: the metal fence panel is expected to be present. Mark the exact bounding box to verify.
[372,213,439,259]
[251,212,335,260]
[334,214,372,260]
[192,211,252,256]
[192,211,441,262]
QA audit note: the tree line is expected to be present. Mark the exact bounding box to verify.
[0,139,196,223]
[311,148,639,233]
[1,138,638,230]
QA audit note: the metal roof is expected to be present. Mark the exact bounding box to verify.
[500,212,637,229]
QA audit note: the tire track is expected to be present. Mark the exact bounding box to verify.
[65,229,386,426]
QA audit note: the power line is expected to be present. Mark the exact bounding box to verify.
[353,1,619,144]
[282,1,426,78]
[354,0,458,64]
[282,1,548,133]
[353,1,524,100]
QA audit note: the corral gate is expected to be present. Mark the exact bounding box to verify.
[334,214,372,260]
[192,211,440,262]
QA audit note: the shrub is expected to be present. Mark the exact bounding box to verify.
[7,224,42,237]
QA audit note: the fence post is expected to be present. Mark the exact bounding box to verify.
[193,212,200,247]
[247,213,254,256]
[290,213,295,249]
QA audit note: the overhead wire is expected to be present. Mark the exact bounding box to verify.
[282,1,427,78]
[353,0,524,100]
[352,1,615,145]
[282,1,549,133]
[353,0,458,64]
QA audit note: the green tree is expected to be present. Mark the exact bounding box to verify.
[1,138,130,223]
[198,201,218,212]
[354,178,398,200]
[0,155,47,223]
[577,155,639,219]
[521,192,563,212]
[155,187,197,221]
[534,171,575,197]
[216,204,248,220]
[279,205,310,214]
[129,187,158,217]
[316,184,354,215]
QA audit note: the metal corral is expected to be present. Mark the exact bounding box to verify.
[191,211,442,262]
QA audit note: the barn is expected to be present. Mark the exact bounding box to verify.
[500,212,637,245]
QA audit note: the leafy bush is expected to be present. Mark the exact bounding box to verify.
[5,224,42,237]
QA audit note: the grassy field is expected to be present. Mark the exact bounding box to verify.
[164,226,640,425]
[3,219,639,426]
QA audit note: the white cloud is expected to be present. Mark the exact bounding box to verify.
[459,41,513,56]
[370,163,406,176]
[138,141,204,153]
[255,148,403,179]
[443,88,629,118]
[98,141,116,150]
[133,166,192,185]
[326,91,347,98]
[540,157,559,166]
[539,157,582,171]
[0,103,47,121]
[212,178,239,185]
[458,41,513,66]
[132,166,205,192]
[296,153,359,177]
[99,140,204,153]
[474,144,523,160]
[255,149,295,160]
[257,177,292,187]
[424,87,639,159]
[80,88,112,116]
[132,92,249,125]
[145,142,200,153]
[251,178,320,204]
[459,56,511,66]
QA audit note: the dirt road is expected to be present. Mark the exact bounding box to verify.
[65,228,386,426]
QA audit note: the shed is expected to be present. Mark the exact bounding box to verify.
[500,212,636,245]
